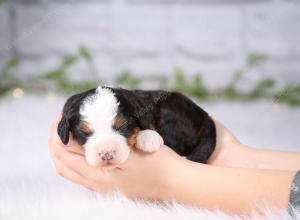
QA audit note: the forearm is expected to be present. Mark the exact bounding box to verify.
[209,120,300,171]
[209,142,300,171]
[228,145,300,171]
[165,159,295,214]
[245,146,300,171]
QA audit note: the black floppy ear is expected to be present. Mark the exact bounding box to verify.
[57,117,70,145]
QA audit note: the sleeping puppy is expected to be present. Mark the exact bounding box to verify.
[57,86,216,166]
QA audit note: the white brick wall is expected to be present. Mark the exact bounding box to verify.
[14,3,112,57]
[1,0,300,87]
[0,4,10,58]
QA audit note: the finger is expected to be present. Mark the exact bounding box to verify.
[51,114,62,133]
[51,144,115,193]
[66,133,85,156]
[49,114,112,182]
[48,124,88,176]
[52,141,111,183]
[49,136,105,186]
[51,149,84,185]
[49,115,64,147]
[66,145,85,156]
[50,114,84,155]
[56,151,114,191]
[50,137,92,176]
[49,134,83,185]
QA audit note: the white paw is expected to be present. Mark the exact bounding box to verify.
[136,130,164,153]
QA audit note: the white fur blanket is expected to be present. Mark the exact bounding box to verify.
[0,96,299,220]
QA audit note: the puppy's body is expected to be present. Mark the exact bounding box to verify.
[58,86,216,166]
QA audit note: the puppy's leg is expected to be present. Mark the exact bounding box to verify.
[136,130,164,152]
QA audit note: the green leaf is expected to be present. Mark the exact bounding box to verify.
[79,45,92,61]
[0,57,20,80]
[115,71,141,89]
[115,71,130,85]
[61,55,77,69]
[249,78,275,98]
[189,75,209,99]
[253,78,275,93]
[223,87,239,100]
[5,57,20,69]
[259,78,275,88]
[247,53,269,67]
[254,78,275,92]
[42,70,66,81]
[172,68,189,93]
[274,85,300,106]
[174,68,186,84]
[0,0,6,5]
[231,70,244,86]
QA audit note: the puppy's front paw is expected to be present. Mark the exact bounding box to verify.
[136,130,164,153]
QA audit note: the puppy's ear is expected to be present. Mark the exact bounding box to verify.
[57,117,70,145]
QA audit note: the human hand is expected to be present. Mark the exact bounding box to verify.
[206,120,243,166]
[49,116,297,214]
[48,115,184,200]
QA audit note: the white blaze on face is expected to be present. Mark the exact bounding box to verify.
[79,86,130,166]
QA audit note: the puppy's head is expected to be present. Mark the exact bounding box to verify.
[58,86,138,166]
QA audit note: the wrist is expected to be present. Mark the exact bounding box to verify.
[231,144,260,168]
[163,158,213,206]
[160,156,205,201]
[207,140,260,168]
[207,139,242,167]
[137,148,189,201]
[156,156,191,201]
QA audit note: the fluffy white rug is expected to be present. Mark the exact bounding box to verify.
[0,96,299,220]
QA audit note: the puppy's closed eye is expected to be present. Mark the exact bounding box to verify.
[79,122,93,136]
[113,117,126,130]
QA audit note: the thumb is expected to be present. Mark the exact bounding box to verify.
[66,132,85,156]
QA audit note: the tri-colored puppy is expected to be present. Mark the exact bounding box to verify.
[58,86,216,166]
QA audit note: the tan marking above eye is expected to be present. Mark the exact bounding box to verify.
[113,117,126,129]
[79,122,93,135]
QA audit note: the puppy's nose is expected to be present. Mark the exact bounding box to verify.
[99,151,115,161]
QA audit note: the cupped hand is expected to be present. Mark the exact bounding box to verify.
[48,115,243,199]
[48,115,184,200]
[207,120,244,166]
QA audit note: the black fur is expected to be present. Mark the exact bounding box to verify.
[58,87,216,163]
[58,88,95,145]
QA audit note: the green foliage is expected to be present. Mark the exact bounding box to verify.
[0,57,21,96]
[0,0,6,5]
[274,85,300,106]
[79,45,92,61]
[171,68,209,99]
[42,55,78,84]
[115,71,141,89]
[0,47,101,96]
[222,87,239,100]
[79,45,99,81]
[5,57,20,69]
[249,78,275,99]
[40,49,100,94]
[247,53,269,67]
[0,57,20,76]
[0,47,299,107]
[173,68,189,93]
